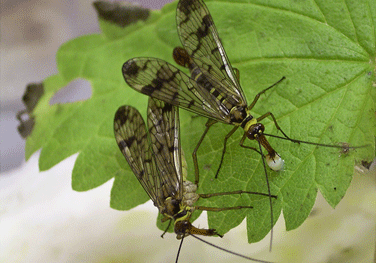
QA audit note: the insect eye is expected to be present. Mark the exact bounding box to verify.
[246,123,264,140]
[258,123,265,132]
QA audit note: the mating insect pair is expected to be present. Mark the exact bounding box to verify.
[115,0,366,261]
[114,98,274,262]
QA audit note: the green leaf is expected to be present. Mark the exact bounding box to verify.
[25,0,375,243]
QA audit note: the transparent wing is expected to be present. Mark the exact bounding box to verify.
[176,0,247,104]
[147,98,183,200]
[123,58,231,123]
[114,106,161,206]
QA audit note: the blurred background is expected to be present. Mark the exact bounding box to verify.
[1,0,375,262]
[1,0,173,173]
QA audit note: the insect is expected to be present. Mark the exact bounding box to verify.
[122,0,365,249]
[114,97,275,262]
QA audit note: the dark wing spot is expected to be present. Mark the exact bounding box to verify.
[195,15,212,39]
[117,140,129,151]
[123,60,140,77]
[140,65,180,95]
[168,146,179,153]
[141,84,155,95]
[211,46,219,55]
[140,78,164,95]
[114,106,130,126]
[138,170,145,180]
[155,144,164,155]
[162,103,173,111]
[152,78,164,91]
[124,136,136,148]
[201,15,212,33]
[178,0,195,16]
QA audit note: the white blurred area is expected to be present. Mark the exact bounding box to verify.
[1,152,375,262]
[1,1,375,262]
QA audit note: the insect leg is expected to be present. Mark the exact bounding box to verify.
[215,126,240,179]
[247,76,286,111]
[257,111,297,142]
[160,219,173,238]
[239,133,264,155]
[193,119,217,185]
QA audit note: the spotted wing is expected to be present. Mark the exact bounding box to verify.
[114,106,161,207]
[176,0,247,104]
[123,58,231,123]
[147,98,183,200]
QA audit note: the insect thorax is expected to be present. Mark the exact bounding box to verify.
[231,106,249,125]
[161,197,181,219]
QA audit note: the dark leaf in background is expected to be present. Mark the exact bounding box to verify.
[16,82,44,138]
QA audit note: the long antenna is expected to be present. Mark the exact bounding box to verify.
[263,133,369,150]
[190,234,273,263]
[175,235,185,263]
